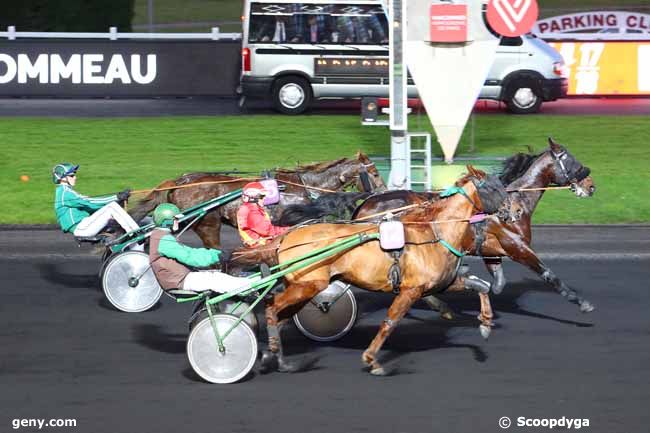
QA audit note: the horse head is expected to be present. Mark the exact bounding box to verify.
[354,151,387,193]
[548,138,595,198]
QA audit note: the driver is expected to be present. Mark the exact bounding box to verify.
[53,163,139,242]
[236,182,289,248]
[149,203,256,294]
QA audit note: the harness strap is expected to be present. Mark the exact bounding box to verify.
[439,240,465,257]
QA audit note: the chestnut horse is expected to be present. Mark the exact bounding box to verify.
[353,138,596,313]
[128,152,385,248]
[262,167,503,375]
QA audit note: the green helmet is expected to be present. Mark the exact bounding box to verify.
[153,203,180,227]
[52,163,79,184]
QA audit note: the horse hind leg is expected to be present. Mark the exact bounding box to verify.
[447,275,494,339]
[422,295,455,320]
[261,280,328,374]
[362,288,421,376]
[484,258,506,295]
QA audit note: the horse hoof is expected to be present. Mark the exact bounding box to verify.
[278,358,303,373]
[580,301,595,313]
[370,366,387,376]
[479,324,491,340]
[259,351,278,374]
[441,311,454,321]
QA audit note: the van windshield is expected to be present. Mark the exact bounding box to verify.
[248,2,389,45]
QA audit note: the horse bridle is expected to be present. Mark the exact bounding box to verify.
[550,149,591,187]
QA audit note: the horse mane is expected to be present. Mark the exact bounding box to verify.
[499,151,543,185]
[276,158,350,174]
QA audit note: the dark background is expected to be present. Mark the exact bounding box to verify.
[0,40,241,97]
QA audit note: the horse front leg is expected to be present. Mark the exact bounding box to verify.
[261,280,329,373]
[496,229,595,313]
[362,288,422,376]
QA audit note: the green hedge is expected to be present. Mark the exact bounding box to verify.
[0,0,134,32]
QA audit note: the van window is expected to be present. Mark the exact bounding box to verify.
[499,36,522,46]
[248,3,388,45]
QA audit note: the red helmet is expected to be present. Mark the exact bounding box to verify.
[243,182,267,198]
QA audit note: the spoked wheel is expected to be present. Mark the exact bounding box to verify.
[293,280,358,342]
[187,313,258,384]
[102,251,162,313]
[189,300,258,334]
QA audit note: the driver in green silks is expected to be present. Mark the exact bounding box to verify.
[148,203,257,294]
[52,163,141,248]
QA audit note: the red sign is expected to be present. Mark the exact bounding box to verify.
[487,0,539,37]
[429,4,468,43]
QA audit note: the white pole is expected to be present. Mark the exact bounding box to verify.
[109,26,117,40]
[211,27,220,40]
[387,0,409,190]
[8,25,16,40]
[148,0,154,33]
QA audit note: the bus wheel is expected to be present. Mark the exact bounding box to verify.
[272,76,312,115]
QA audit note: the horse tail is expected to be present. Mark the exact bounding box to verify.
[128,179,176,222]
[277,203,328,226]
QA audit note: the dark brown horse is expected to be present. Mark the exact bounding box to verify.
[128,152,385,248]
[261,167,502,375]
[353,138,597,313]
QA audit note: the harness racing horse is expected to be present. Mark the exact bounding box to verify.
[128,152,385,248]
[261,168,504,376]
[353,138,597,314]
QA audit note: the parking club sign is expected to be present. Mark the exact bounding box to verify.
[429,3,468,43]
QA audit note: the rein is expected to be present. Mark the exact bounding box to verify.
[506,185,572,192]
[129,177,341,196]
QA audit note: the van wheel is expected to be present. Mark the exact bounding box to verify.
[505,79,543,114]
[272,76,312,115]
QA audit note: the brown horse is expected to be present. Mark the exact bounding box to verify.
[128,152,385,248]
[261,167,502,375]
[353,138,596,314]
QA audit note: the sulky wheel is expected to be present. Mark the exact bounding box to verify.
[187,313,258,384]
[102,251,163,313]
[189,300,258,335]
[293,280,358,342]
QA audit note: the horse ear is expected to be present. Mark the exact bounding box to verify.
[548,137,562,152]
[356,150,367,161]
[466,165,477,176]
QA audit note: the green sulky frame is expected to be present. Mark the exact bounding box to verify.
[177,232,381,354]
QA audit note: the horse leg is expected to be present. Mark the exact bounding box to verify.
[193,216,221,249]
[422,295,454,320]
[262,280,329,373]
[496,229,595,313]
[446,275,494,339]
[484,257,506,295]
[362,288,421,376]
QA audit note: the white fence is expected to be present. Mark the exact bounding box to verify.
[0,26,242,41]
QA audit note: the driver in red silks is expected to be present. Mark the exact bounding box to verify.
[237,182,289,248]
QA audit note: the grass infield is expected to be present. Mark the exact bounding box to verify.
[2,114,648,224]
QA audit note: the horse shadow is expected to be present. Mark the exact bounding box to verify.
[36,262,100,291]
[131,323,187,354]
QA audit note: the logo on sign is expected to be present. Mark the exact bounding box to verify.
[487,0,539,37]
[429,4,468,43]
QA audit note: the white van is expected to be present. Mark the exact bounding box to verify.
[240,0,568,114]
